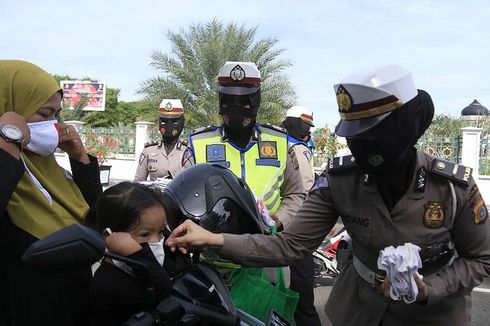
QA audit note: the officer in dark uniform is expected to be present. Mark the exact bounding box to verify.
[167,65,490,326]
[134,99,191,181]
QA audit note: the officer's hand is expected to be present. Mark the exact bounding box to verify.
[269,212,282,229]
[106,232,142,256]
[414,273,429,304]
[58,124,90,164]
[382,273,429,304]
[165,220,224,254]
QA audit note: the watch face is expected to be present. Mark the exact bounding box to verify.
[3,125,23,141]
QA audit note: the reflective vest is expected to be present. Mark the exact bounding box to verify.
[191,125,287,212]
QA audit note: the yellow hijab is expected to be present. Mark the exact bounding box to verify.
[1,60,89,239]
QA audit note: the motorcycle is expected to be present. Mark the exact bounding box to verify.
[313,227,350,287]
[21,224,290,326]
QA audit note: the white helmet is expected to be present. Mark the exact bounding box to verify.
[218,61,261,95]
[286,106,314,127]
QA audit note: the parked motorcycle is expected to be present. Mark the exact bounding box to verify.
[313,227,350,287]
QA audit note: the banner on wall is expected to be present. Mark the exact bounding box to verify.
[61,80,106,111]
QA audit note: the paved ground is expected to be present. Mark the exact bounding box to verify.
[314,278,490,326]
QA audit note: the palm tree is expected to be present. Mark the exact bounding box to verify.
[138,19,296,129]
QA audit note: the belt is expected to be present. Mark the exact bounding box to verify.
[353,255,385,294]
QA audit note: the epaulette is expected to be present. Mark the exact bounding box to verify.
[327,155,357,173]
[430,158,472,186]
[259,123,286,134]
[191,125,218,136]
[144,141,160,148]
[180,139,189,147]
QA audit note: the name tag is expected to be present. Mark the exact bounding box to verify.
[256,158,280,167]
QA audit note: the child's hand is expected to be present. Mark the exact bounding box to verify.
[106,232,142,256]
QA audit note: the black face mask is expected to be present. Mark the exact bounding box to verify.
[222,106,256,131]
[347,90,434,175]
[282,117,311,142]
[160,116,184,143]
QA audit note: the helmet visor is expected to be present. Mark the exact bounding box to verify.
[199,198,262,235]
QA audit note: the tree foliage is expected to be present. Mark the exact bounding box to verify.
[426,113,490,138]
[139,19,296,129]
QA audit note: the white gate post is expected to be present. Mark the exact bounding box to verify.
[134,121,154,162]
[461,127,482,175]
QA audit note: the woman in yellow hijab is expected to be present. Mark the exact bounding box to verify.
[0,60,102,325]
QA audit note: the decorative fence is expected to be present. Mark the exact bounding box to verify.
[480,137,490,175]
[416,135,462,163]
[67,121,490,177]
[80,126,136,156]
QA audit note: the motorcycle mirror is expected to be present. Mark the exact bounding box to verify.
[22,224,105,272]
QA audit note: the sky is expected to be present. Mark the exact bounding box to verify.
[1,0,489,130]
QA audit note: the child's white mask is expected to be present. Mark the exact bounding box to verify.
[149,237,165,266]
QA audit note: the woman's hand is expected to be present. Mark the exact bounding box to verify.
[57,124,90,164]
[106,232,142,256]
[0,112,30,158]
[165,220,224,254]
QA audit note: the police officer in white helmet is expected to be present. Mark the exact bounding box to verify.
[134,99,191,181]
[167,64,490,326]
[281,105,322,326]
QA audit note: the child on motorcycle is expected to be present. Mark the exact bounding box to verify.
[87,181,190,326]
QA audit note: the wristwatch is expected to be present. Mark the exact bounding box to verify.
[0,124,24,149]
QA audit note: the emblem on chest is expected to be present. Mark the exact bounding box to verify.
[423,202,445,228]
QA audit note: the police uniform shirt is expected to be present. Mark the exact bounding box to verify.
[289,142,314,193]
[134,140,192,182]
[219,150,490,326]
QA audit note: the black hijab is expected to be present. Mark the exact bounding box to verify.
[347,90,435,210]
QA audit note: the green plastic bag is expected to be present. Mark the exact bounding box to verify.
[229,265,299,323]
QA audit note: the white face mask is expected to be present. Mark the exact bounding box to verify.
[149,237,165,266]
[26,120,60,156]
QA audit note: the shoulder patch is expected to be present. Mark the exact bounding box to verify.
[144,141,159,148]
[303,150,311,163]
[430,159,472,186]
[191,125,219,136]
[469,184,488,224]
[310,172,329,193]
[258,123,286,134]
[139,153,146,165]
[327,155,357,173]
[181,147,194,167]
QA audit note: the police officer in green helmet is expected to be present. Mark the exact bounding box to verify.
[134,99,191,182]
[168,64,490,326]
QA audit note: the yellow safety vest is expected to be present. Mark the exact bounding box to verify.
[191,125,287,212]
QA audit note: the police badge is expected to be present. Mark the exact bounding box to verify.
[164,102,173,111]
[230,64,246,82]
[258,141,278,159]
[423,202,445,228]
[336,85,352,112]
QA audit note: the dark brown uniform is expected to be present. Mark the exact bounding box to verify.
[219,151,490,325]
